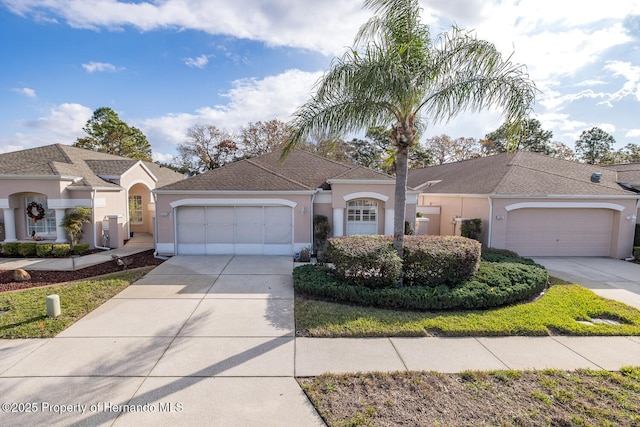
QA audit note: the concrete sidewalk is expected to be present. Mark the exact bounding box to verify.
[1,255,640,426]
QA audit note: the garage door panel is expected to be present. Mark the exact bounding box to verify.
[265,206,292,225]
[206,206,234,224]
[265,225,292,244]
[505,208,613,257]
[236,224,263,243]
[236,207,262,223]
[206,224,234,243]
[176,205,293,255]
[177,223,206,244]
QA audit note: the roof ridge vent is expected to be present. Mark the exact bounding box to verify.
[591,172,602,183]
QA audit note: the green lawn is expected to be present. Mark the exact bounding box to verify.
[295,281,640,337]
[0,268,150,338]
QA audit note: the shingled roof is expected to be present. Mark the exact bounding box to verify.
[408,151,635,196]
[0,144,182,189]
[156,149,394,192]
[604,163,640,188]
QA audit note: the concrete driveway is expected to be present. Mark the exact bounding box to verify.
[532,257,640,310]
[0,255,324,427]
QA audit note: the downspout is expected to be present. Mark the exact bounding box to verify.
[310,191,317,255]
[92,189,110,250]
[152,191,169,260]
[487,196,493,248]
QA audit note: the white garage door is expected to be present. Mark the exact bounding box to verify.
[176,205,293,255]
[505,208,614,257]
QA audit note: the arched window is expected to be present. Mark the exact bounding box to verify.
[25,195,56,237]
[347,200,378,235]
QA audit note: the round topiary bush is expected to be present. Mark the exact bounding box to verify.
[402,235,481,287]
[327,235,402,289]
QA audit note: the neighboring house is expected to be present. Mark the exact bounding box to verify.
[0,144,182,248]
[604,163,640,222]
[408,152,640,258]
[153,149,416,256]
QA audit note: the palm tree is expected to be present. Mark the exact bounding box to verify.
[282,0,536,256]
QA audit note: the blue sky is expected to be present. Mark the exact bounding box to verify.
[1,0,639,164]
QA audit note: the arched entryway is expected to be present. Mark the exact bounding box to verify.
[128,183,153,236]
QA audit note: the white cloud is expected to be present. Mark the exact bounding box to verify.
[12,87,37,97]
[4,0,371,56]
[142,69,323,159]
[82,61,123,73]
[184,54,210,69]
[23,103,93,138]
[0,103,93,152]
[627,129,640,138]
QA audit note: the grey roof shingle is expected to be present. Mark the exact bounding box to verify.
[408,152,635,196]
[0,144,183,188]
[156,149,395,192]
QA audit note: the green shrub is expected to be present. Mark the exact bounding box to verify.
[481,247,538,266]
[461,218,482,240]
[634,246,640,260]
[17,242,37,257]
[293,261,548,311]
[327,235,402,289]
[52,244,71,257]
[0,243,3,254]
[3,242,19,256]
[73,243,90,255]
[634,224,640,247]
[36,243,53,257]
[402,236,481,288]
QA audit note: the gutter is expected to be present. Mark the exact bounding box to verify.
[487,196,493,248]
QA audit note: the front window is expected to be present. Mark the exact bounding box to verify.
[25,195,55,237]
[129,195,143,224]
[347,199,378,235]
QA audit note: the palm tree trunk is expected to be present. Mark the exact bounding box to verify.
[393,146,409,258]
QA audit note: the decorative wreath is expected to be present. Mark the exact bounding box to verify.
[26,201,46,222]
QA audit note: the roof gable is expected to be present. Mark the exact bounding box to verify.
[408,152,635,196]
[0,144,182,188]
[156,149,394,192]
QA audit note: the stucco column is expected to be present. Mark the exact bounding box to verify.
[385,208,394,235]
[54,209,68,243]
[333,208,344,237]
[2,208,17,242]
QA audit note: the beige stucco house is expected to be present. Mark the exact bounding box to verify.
[153,149,417,256]
[0,144,182,248]
[408,152,640,258]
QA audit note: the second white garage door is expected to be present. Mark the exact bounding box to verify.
[176,205,293,255]
[505,208,614,257]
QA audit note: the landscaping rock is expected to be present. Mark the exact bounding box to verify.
[13,269,31,282]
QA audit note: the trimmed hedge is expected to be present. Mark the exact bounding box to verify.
[74,243,90,255]
[634,246,640,260]
[480,247,538,266]
[327,235,402,289]
[3,242,19,256]
[17,242,37,257]
[36,243,53,257]
[52,244,71,257]
[402,236,481,287]
[293,261,548,311]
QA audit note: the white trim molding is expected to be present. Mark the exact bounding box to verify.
[169,198,298,208]
[47,199,94,209]
[343,192,389,202]
[504,202,626,212]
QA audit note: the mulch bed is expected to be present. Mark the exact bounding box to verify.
[0,249,165,293]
